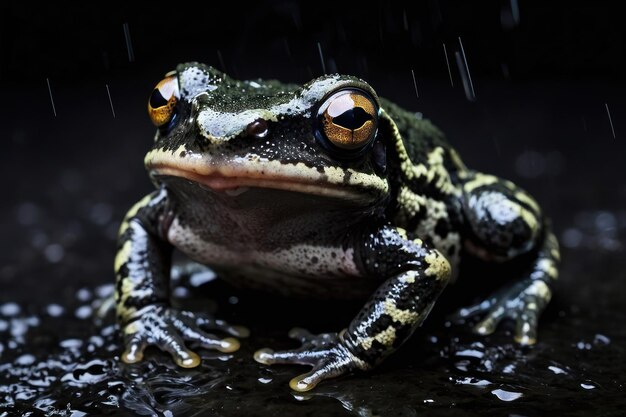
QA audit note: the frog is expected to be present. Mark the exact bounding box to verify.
[114,62,560,392]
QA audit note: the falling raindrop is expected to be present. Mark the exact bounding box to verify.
[123,23,135,62]
[317,42,326,75]
[46,78,57,117]
[455,38,476,101]
[217,50,226,73]
[411,70,419,100]
[605,103,616,138]
[105,85,116,118]
[442,43,454,86]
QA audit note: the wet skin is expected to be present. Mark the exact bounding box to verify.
[114,63,560,391]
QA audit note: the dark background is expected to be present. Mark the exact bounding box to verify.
[2,1,625,81]
[1,1,625,416]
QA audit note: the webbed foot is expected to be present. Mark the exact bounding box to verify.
[253,328,368,392]
[121,305,249,367]
[453,278,552,345]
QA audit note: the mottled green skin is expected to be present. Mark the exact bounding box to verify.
[114,63,560,391]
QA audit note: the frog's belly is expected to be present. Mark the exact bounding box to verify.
[212,265,375,299]
[168,218,375,299]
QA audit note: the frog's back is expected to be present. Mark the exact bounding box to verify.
[380,97,465,176]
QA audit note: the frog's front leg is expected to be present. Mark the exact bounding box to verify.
[254,226,451,391]
[455,173,560,345]
[115,188,246,367]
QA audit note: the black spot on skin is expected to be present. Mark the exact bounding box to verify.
[368,315,393,335]
[434,218,450,239]
[179,150,187,157]
[311,256,319,264]
[331,252,337,258]
[342,170,353,184]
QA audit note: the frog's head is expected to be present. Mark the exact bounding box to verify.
[145,62,390,208]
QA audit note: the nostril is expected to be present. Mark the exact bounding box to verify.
[246,119,268,138]
[191,92,210,115]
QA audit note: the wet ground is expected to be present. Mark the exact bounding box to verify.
[2,68,626,415]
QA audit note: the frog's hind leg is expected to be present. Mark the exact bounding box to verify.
[454,173,560,345]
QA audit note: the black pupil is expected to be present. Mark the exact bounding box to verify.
[150,88,169,108]
[332,107,373,130]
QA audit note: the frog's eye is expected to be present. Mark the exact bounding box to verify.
[317,89,378,152]
[148,75,180,127]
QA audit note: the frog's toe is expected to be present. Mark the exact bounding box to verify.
[120,305,246,368]
[449,300,492,324]
[450,286,510,324]
[254,329,341,366]
[473,279,550,344]
[254,345,359,391]
[253,346,330,366]
[513,311,539,345]
[121,333,147,364]
[472,305,507,335]
[183,311,250,338]
[173,311,242,353]
[287,345,364,392]
[254,331,366,391]
[289,361,346,392]
[121,314,201,368]
[158,329,202,368]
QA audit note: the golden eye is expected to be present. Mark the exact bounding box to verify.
[147,75,180,127]
[318,89,378,150]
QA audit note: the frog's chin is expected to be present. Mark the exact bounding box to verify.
[149,166,370,202]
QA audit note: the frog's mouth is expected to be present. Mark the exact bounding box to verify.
[149,164,372,201]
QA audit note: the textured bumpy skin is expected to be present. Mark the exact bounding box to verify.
[115,63,559,391]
